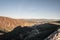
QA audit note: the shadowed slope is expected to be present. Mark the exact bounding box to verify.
[0,23,59,40]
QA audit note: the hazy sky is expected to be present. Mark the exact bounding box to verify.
[0,0,60,19]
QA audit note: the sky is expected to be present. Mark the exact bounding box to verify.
[0,0,60,19]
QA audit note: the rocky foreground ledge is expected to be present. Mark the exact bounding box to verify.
[44,28,60,40]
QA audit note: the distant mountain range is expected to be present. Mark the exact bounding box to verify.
[0,16,60,32]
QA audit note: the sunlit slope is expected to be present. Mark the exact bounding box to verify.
[0,16,60,32]
[0,16,37,32]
